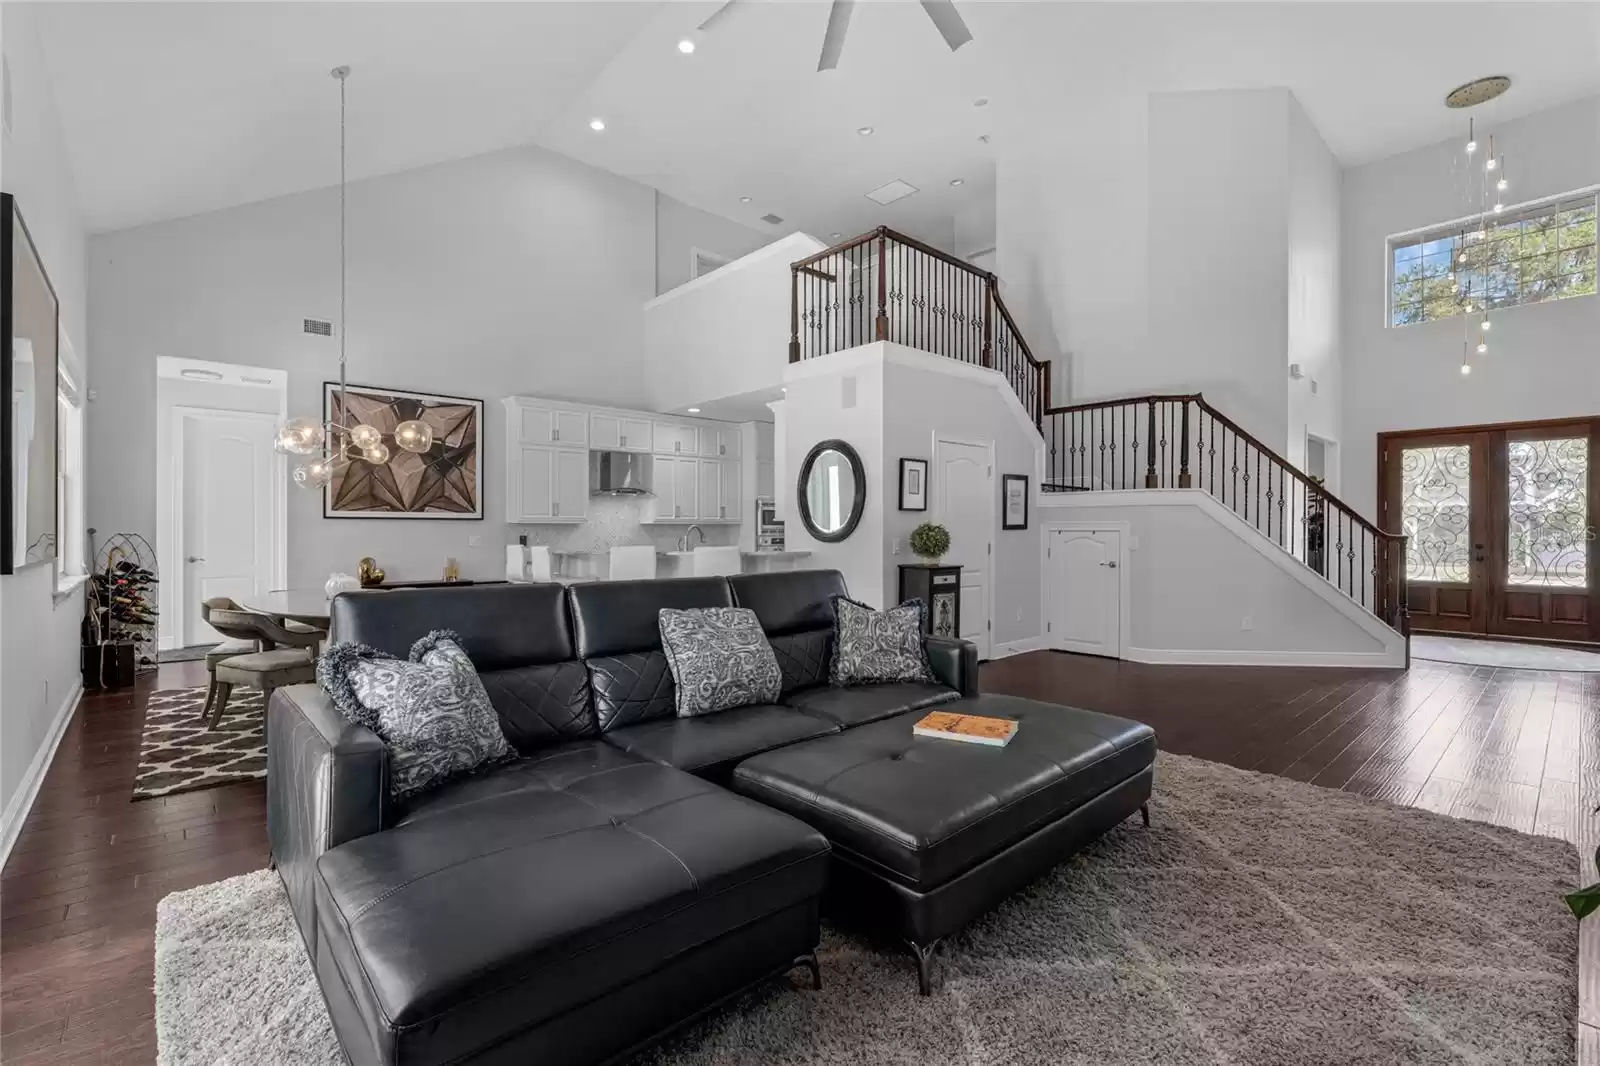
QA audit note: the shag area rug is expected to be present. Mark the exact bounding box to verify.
[154,753,1580,1065]
[133,687,266,800]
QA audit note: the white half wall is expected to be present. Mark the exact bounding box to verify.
[1340,95,1600,524]
[1039,490,1406,667]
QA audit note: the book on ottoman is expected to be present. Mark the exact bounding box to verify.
[913,710,1019,747]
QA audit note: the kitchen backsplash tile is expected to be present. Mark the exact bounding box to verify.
[511,496,737,554]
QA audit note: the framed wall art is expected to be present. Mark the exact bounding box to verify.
[2,194,60,573]
[899,458,928,511]
[323,383,483,519]
[1002,474,1029,530]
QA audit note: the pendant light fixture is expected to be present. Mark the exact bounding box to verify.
[276,66,434,487]
[1444,75,1513,380]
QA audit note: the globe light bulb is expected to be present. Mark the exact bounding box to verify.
[1464,302,1474,313]
[362,442,391,465]
[394,419,434,454]
[1466,139,1477,154]
[349,423,382,448]
[277,417,325,455]
[294,457,335,488]
[1477,341,1487,354]
[1493,203,1504,214]
[1497,177,1507,192]
[1485,156,1497,171]
[1481,319,1491,331]
[1460,363,1472,376]
[1457,251,1467,264]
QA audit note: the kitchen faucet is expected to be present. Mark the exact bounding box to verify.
[677,525,705,552]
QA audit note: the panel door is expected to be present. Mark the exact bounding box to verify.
[934,437,992,659]
[590,414,622,450]
[721,460,743,523]
[698,427,722,458]
[516,445,557,521]
[554,449,588,522]
[674,458,699,520]
[652,455,678,517]
[518,405,555,445]
[719,428,742,460]
[1491,421,1596,643]
[1383,433,1491,634]
[553,410,587,447]
[619,418,652,452]
[1047,529,1122,658]
[181,413,274,646]
[699,459,722,520]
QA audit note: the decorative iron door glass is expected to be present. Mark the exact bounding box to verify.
[1400,445,1472,584]
[1506,437,1587,589]
[323,384,483,518]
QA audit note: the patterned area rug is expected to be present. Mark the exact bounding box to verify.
[133,687,267,800]
[153,753,1580,1064]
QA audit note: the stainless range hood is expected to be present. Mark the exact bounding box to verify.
[590,451,654,496]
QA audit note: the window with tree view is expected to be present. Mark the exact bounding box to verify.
[1390,191,1596,326]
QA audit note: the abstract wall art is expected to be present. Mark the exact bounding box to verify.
[323,383,482,519]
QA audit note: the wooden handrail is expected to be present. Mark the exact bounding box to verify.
[1042,393,1400,543]
[990,290,1042,370]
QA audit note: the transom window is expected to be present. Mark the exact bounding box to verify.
[1389,190,1596,326]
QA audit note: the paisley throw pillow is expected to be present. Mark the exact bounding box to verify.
[658,607,783,717]
[318,630,513,799]
[829,595,937,686]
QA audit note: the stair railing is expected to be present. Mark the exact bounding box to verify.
[790,227,1048,427]
[1043,394,1411,636]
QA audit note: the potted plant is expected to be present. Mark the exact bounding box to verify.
[909,522,951,565]
[1566,805,1600,921]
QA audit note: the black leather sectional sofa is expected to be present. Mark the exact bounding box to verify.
[267,569,1155,1066]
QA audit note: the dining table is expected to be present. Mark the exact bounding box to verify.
[242,589,341,629]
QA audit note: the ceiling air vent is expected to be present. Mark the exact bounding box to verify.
[303,318,334,337]
[866,179,919,206]
[760,213,784,225]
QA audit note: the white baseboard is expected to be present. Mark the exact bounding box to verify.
[0,681,83,869]
[989,636,1049,659]
[1123,646,1404,668]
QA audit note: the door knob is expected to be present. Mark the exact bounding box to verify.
[186,556,205,563]
[1099,561,1118,569]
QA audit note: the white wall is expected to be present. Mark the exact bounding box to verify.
[88,141,768,587]
[1040,492,1404,666]
[654,191,772,295]
[0,4,90,853]
[643,232,824,415]
[1285,96,1343,475]
[1340,95,1600,524]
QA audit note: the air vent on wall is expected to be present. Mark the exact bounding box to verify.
[760,213,784,225]
[303,318,334,337]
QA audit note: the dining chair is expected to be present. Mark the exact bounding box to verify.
[203,608,323,730]
[199,598,260,718]
[691,546,742,577]
[608,545,657,581]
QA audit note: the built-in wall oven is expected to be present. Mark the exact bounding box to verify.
[754,496,785,551]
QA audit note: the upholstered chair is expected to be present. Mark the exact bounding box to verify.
[203,608,323,730]
[199,598,261,717]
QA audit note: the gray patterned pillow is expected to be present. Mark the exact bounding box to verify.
[658,607,782,717]
[830,595,937,686]
[318,630,513,799]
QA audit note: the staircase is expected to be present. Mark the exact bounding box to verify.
[789,229,1409,641]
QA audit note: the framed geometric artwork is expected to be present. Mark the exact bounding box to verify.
[323,383,483,519]
[2,194,61,573]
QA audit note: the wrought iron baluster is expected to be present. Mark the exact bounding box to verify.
[1145,401,1158,488]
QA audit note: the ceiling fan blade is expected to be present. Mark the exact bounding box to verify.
[817,0,856,72]
[697,0,741,33]
[919,0,973,52]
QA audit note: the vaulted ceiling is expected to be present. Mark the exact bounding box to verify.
[29,1,1600,238]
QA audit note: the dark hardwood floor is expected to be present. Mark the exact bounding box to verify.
[1,652,1595,1063]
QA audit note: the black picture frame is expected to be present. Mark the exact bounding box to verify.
[898,458,928,511]
[796,439,866,543]
[1,194,61,575]
[1002,474,1029,530]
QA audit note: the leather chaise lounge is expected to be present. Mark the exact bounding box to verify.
[267,569,1156,1065]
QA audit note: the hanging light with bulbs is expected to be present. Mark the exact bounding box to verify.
[1444,75,1514,380]
[275,66,434,487]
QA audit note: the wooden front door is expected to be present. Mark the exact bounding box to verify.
[1380,417,1598,644]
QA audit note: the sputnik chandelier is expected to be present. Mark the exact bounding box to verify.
[274,66,434,485]
[1446,75,1512,378]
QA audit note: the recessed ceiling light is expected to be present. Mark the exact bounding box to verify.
[781,387,787,393]
[740,196,752,203]
[973,97,989,107]
[857,126,874,136]
[589,118,606,131]
[179,368,224,381]
[678,38,696,54]
[687,407,701,413]
[949,178,964,187]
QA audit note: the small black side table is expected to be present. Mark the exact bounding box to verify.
[898,563,962,640]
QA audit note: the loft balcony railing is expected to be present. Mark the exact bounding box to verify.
[1043,394,1411,637]
[789,226,1049,427]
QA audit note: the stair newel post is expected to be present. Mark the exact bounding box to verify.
[1177,399,1192,488]
[788,265,801,363]
[1038,360,1051,431]
[1144,399,1159,488]
[874,228,889,342]
[981,277,995,369]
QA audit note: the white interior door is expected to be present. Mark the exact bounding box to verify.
[181,412,274,646]
[934,437,992,659]
[1048,528,1123,658]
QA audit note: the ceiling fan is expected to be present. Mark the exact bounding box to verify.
[698,0,973,72]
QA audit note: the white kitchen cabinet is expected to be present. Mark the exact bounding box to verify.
[653,422,698,456]
[554,410,587,447]
[698,426,741,459]
[757,459,775,500]
[514,401,587,447]
[699,459,722,519]
[591,414,652,452]
[512,445,586,522]
[652,455,700,520]
[721,459,743,522]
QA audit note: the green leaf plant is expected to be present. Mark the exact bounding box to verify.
[909,522,951,561]
[1565,804,1600,921]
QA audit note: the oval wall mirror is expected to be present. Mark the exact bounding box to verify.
[797,439,866,543]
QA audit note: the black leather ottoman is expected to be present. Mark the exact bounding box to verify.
[313,755,830,1065]
[732,694,1157,994]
